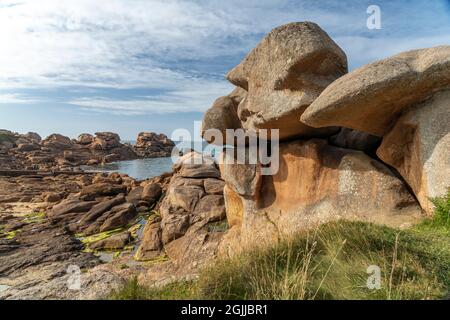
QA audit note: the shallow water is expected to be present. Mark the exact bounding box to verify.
[83,157,175,180]
[83,141,222,180]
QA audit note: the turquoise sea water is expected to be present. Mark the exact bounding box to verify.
[84,140,221,180]
[83,157,174,180]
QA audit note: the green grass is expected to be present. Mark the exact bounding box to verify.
[109,192,450,300]
[109,277,196,300]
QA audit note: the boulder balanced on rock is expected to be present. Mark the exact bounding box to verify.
[199,22,450,255]
[202,22,347,143]
[300,46,450,215]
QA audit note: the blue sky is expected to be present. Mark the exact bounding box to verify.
[0,0,449,140]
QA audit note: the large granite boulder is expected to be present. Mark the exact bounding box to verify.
[219,139,423,254]
[136,151,227,266]
[377,90,450,215]
[201,88,245,145]
[301,46,450,136]
[300,45,450,215]
[223,22,347,141]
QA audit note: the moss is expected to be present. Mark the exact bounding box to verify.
[0,230,18,240]
[23,212,46,224]
[76,227,125,245]
[128,224,141,239]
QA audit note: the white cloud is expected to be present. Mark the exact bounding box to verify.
[67,79,233,114]
[0,93,39,104]
[0,0,449,114]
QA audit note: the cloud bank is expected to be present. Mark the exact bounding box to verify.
[0,0,449,115]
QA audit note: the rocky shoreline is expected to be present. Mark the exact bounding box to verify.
[0,151,227,299]
[0,130,175,171]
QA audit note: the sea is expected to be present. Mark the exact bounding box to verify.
[83,140,221,180]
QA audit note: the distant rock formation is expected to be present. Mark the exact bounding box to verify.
[0,130,175,171]
[134,132,175,158]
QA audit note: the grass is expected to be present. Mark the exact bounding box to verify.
[109,277,196,300]
[109,192,450,300]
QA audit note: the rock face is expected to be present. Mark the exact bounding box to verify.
[134,132,175,158]
[136,151,226,269]
[0,170,171,299]
[199,24,450,255]
[301,46,450,136]
[377,90,450,215]
[219,140,423,254]
[217,22,347,141]
[201,88,245,145]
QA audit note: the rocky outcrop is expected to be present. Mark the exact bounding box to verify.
[202,22,347,142]
[201,88,245,145]
[198,23,450,255]
[0,131,137,171]
[298,45,450,215]
[134,132,175,158]
[376,90,450,215]
[301,46,450,136]
[135,151,226,270]
[0,130,175,171]
[218,140,423,254]
[0,170,172,299]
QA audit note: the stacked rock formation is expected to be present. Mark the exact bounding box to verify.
[135,151,227,273]
[202,22,449,253]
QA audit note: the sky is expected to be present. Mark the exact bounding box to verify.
[0,0,449,140]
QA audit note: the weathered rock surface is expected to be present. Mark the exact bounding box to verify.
[221,22,347,141]
[329,128,381,155]
[134,132,175,158]
[377,90,450,215]
[301,46,450,136]
[201,88,245,145]
[0,130,175,171]
[135,216,162,261]
[0,171,168,299]
[219,139,423,254]
[88,232,131,250]
[136,151,226,270]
